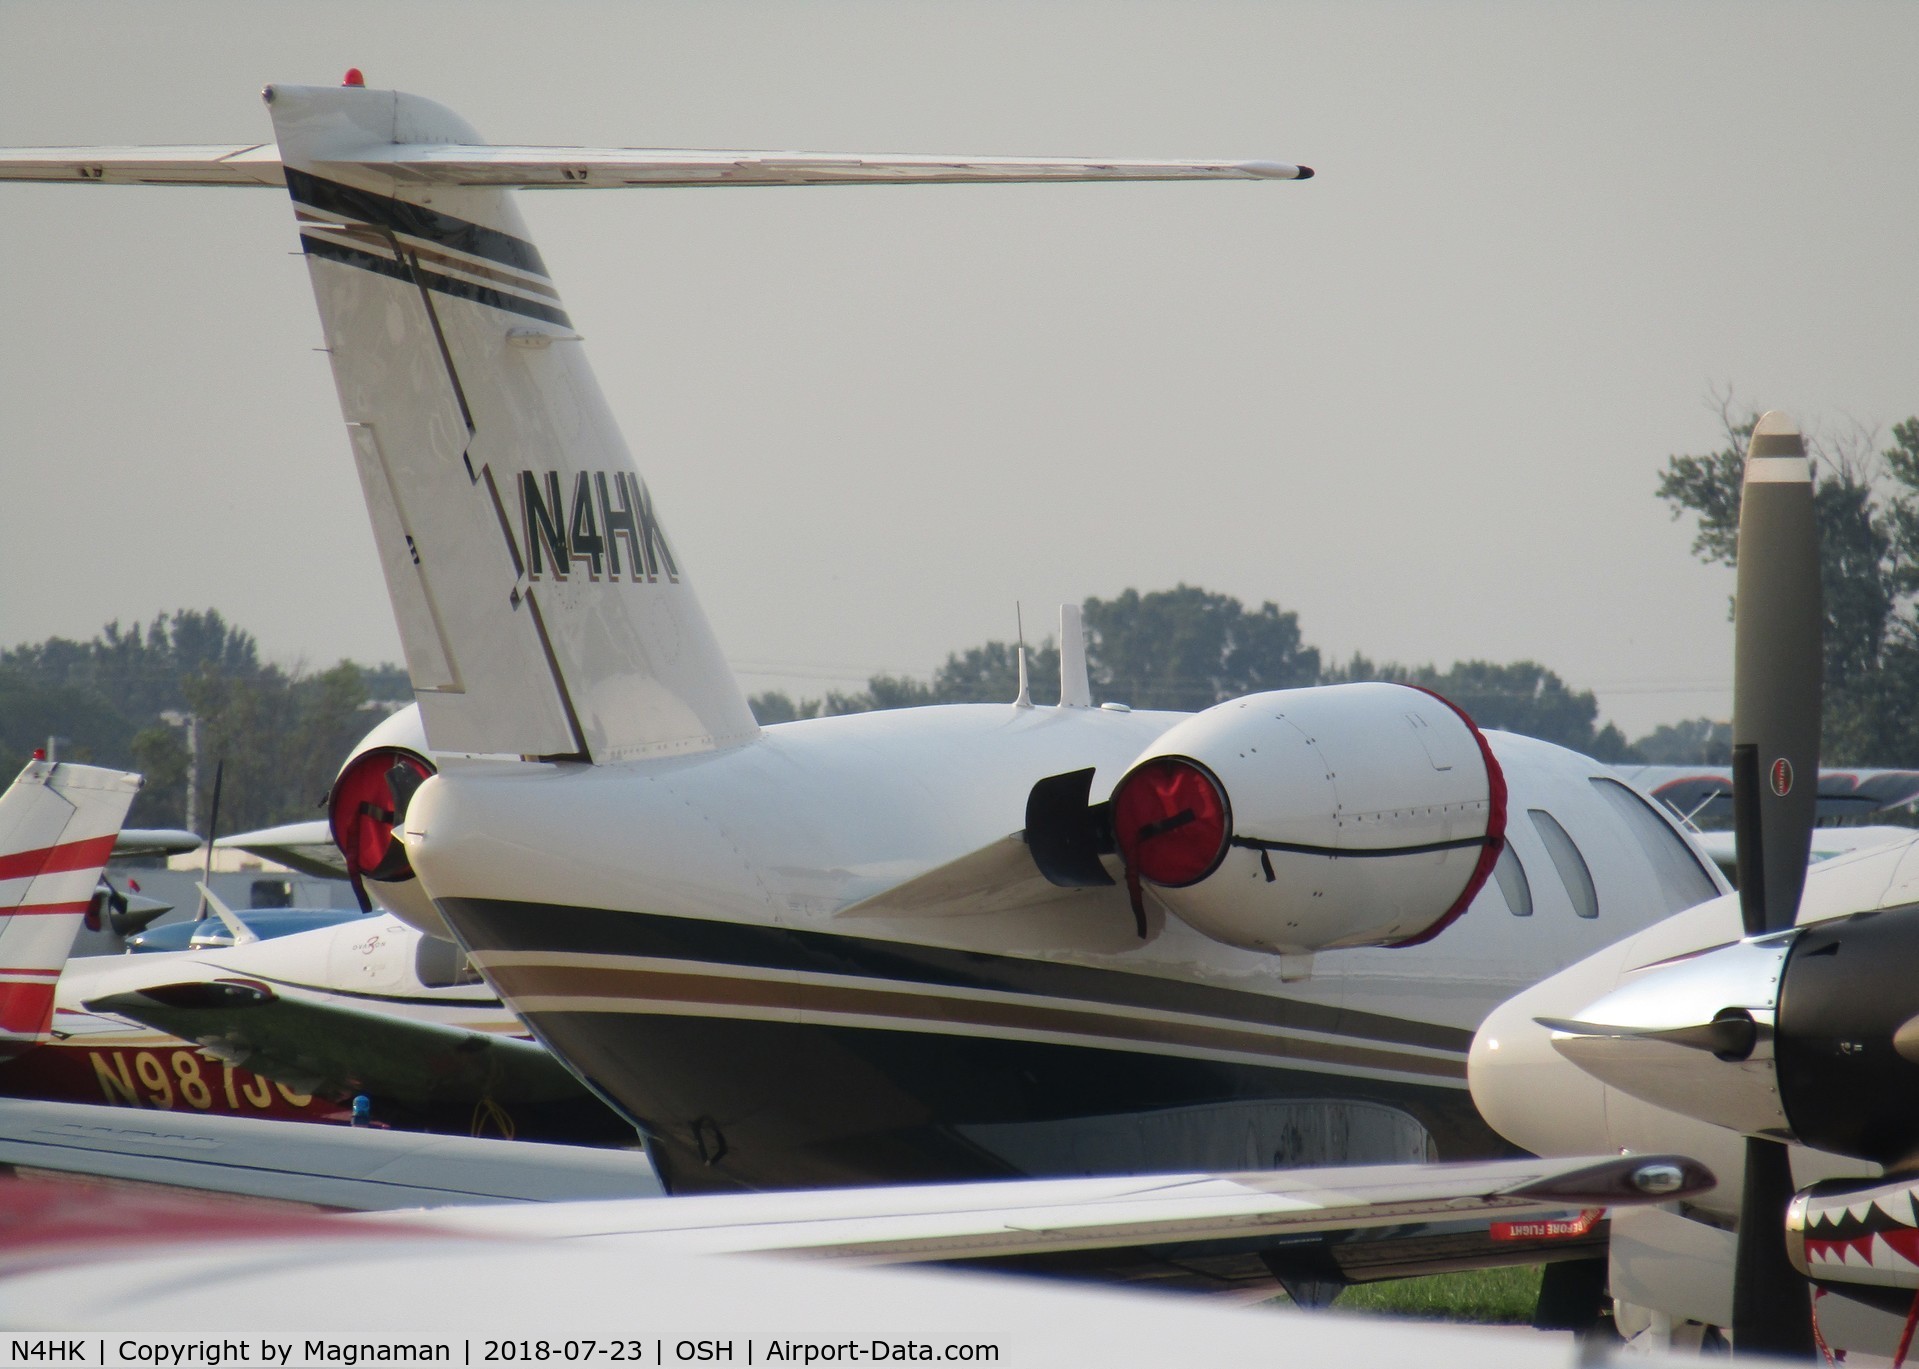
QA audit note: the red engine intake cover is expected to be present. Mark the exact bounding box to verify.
[327,747,434,883]
[1111,758,1232,887]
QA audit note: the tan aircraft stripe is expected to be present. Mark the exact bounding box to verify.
[485,961,1467,1082]
[295,211,563,301]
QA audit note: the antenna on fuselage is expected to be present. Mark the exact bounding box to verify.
[1059,603,1093,708]
[1013,604,1033,710]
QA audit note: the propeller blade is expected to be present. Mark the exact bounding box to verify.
[196,759,226,923]
[1730,412,1821,938]
[1728,412,1822,1358]
[1732,1135,1815,1358]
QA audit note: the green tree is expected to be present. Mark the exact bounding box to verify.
[929,640,1062,706]
[750,585,1636,757]
[748,691,808,725]
[1632,718,1733,766]
[1326,654,1635,759]
[1657,400,1919,764]
[1084,585,1320,711]
[1,612,409,828]
[0,668,137,769]
[182,661,386,834]
[752,639,1064,721]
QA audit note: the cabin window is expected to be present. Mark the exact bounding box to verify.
[1588,776,1721,914]
[1530,809,1599,918]
[1494,843,1533,916]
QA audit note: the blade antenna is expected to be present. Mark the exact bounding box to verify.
[1013,603,1032,710]
[1059,603,1093,708]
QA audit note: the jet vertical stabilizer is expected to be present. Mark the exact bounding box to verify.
[265,83,757,762]
[0,759,140,1055]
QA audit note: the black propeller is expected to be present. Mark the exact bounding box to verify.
[194,758,226,924]
[1726,412,1821,1360]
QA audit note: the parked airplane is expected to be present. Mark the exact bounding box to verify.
[1616,763,1919,827]
[0,77,1736,1297]
[1471,415,1919,1359]
[0,757,141,1058]
[0,901,634,1143]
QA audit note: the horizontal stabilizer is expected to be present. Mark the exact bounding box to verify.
[0,144,1308,189]
[0,144,285,185]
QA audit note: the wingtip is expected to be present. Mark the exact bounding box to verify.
[1241,161,1313,181]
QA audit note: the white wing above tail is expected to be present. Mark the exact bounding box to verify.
[0,760,140,1053]
[0,146,1306,189]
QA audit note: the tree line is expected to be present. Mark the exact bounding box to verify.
[17,398,1915,834]
[1657,398,1919,768]
[0,610,408,832]
[5,592,1661,836]
[750,583,1647,761]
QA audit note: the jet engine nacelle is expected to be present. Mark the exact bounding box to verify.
[1109,683,1505,954]
[325,703,449,940]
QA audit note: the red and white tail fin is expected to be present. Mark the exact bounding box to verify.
[0,759,139,1054]
[266,83,759,764]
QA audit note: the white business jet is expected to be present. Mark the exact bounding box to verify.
[0,76,1733,1297]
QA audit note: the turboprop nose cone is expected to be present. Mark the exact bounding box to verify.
[1469,980,1612,1159]
[1541,935,1795,1140]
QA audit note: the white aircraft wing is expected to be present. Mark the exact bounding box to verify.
[0,1088,1706,1259]
[378,1152,1709,1266]
[0,1097,658,1208]
[214,817,345,880]
[0,1193,1617,1367]
[0,144,1307,189]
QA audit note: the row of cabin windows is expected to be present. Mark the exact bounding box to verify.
[1496,777,1718,920]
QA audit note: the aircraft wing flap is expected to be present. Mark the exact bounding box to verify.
[83,983,581,1106]
[0,144,285,185]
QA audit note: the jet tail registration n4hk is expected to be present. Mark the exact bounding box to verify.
[0,81,1725,1228]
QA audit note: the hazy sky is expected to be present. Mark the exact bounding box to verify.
[3,2,1915,738]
